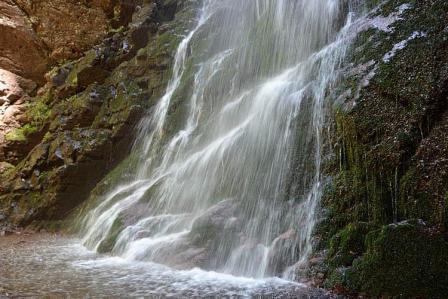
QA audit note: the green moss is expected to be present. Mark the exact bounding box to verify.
[325,267,359,293]
[0,162,15,181]
[326,109,394,229]
[42,132,53,143]
[113,4,121,22]
[328,222,373,267]
[5,92,53,143]
[5,124,38,142]
[110,26,125,34]
[97,217,124,253]
[326,222,448,297]
[399,167,431,220]
[320,1,448,295]
[444,192,448,230]
[28,101,52,124]
[66,50,97,86]
[71,94,90,110]
[347,221,448,297]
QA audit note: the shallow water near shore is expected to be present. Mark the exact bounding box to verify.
[0,234,335,298]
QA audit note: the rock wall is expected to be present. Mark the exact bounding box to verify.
[0,0,188,228]
[311,0,448,297]
[0,0,148,164]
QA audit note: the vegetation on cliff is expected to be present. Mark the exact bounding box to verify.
[315,0,448,297]
[0,0,188,227]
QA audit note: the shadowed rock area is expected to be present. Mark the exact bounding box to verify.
[0,0,185,227]
[306,0,448,297]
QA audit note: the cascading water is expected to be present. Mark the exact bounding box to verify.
[80,0,360,280]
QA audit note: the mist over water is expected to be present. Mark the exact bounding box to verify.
[80,0,361,281]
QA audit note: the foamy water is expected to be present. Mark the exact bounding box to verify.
[0,235,334,298]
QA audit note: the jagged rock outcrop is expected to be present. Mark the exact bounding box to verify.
[312,0,448,297]
[15,0,111,61]
[0,0,141,165]
[0,0,188,227]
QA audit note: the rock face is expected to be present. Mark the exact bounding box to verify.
[15,0,110,62]
[0,0,188,227]
[0,0,48,83]
[0,0,121,83]
[0,0,142,164]
[313,0,448,297]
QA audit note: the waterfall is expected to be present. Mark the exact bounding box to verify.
[80,0,360,279]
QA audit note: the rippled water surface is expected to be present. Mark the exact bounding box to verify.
[0,234,335,298]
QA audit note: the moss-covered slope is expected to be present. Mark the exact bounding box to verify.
[315,0,448,297]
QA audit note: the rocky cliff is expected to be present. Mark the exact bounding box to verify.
[310,0,448,297]
[0,0,186,228]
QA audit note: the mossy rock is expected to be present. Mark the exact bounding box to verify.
[346,220,448,297]
[5,124,39,142]
[320,3,448,295]
[328,222,374,268]
[97,217,125,253]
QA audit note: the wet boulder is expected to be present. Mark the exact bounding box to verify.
[266,229,300,276]
[342,220,448,298]
[190,199,240,245]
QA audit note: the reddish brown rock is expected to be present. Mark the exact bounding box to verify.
[0,0,188,227]
[14,0,110,62]
[0,0,48,83]
[0,0,122,165]
[0,69,29,105]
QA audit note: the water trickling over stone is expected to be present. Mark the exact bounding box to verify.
[81,0,360,279]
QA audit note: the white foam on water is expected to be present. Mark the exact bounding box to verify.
[70,249,305,298]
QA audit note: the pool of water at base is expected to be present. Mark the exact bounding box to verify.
[0,234,337,298]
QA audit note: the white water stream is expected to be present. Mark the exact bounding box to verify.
[80,0,361,286]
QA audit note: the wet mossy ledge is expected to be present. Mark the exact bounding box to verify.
[0,0,199,228]
[313,0,448,297]
[325,220,448,297]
